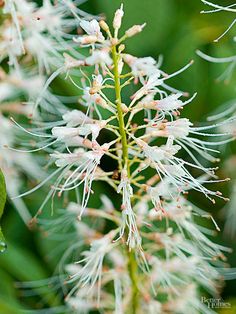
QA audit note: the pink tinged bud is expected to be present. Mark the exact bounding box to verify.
[113,4,124,30]
[123,54,136,66]
[95,96,109,109]
[63,53,84,69]
[125,23,146,38]
[118,59,124,75]
[121,103,129,113]
[52,127,78,140]
[73,35,98,45]
[99,20,109,32]
[62,110,93,127]
[135,138,146,149]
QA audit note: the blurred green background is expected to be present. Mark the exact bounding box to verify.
[1,0,236,313]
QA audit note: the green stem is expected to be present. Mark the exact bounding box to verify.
[127,250,140,314]
[111,45,139,314]
[112,46,129,170]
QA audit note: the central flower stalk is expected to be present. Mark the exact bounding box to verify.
[112,45,129,170]
[112,44,140,314]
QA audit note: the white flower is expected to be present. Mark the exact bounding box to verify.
[117,170,141,249]
[52,120,105,142]
[0,114,44,223]
[2,0,84,72]
[52,108,107,142]
[80,19,105,41]
[137,136,181,162]
[63,53,85,69]
[62,110,94,127]
[135,136,224,203]
[67,296,95,314]
[158,93,184,111]
[147,118,192,138]
[132,73,163,100]
[50,143,109,216]
[66,230,117,302]
[148,186,165,213]
[123,54,160,81]
[7,3,231,312]
[86,50,112,66]
[143,93,197,114]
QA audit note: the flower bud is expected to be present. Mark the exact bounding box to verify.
[63,53,85,69]
[121,103,129,113]
[74,35,98,45]
[113,4,124,30]
[99,20,109,32]
[118,44,125,53]
[125,23,146,38]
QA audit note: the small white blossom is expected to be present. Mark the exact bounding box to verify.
[117,170,141,250]
[66,230,117,302]
[80,19,105,41]
[50,143,109,216]
[86,49,112,67]
[123,54,160,82]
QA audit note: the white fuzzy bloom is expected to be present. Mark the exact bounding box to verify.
[52,127,80,141]
[86,50,112,66]
[63,53,85,69]
[8,4,231,312]
[148,186,165,213]
[147,118,192,138]
[161,118,192,138]
[51,149,86,167]
[66,230,117,302]
[158,93,184,110]
[135,136,224,203]
[50,143,109,216]
[50,108,107,144]
[62,110,94,127]
[132,73,163,100]
[137,136,181,162]
[80,19,105,41]
[1,0,82,72]
[123,54,160,80]
[67,296,94,314]
[0,115,44,223]
[52,120,105,142]
[117,170,141,249]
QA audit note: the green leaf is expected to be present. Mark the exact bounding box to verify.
[0,169,7,252]
[0,243,61,307]
[0,297,24,314]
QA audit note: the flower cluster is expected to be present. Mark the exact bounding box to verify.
[0,0,89,222]
[2,2,235,314]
